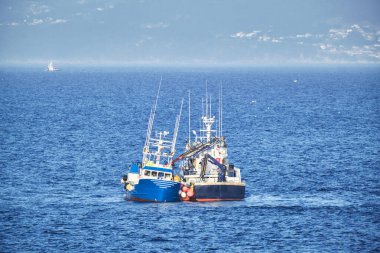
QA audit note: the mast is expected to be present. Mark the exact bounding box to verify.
[209,95,212,118]
[201,81,215,143]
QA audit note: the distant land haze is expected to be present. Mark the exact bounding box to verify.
[0,0,379,66]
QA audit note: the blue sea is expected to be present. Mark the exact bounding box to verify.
[1,66,379,252]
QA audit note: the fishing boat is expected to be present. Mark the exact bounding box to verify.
[172,87,245,202]
[121,81,184,202]
[47,61,58,72]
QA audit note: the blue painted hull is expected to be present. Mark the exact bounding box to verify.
[129,179,181,202]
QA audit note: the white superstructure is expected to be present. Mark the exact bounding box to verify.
[179,84,243,184]
[47,61,58,72]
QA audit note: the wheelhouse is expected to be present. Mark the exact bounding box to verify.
[142,166,173,181]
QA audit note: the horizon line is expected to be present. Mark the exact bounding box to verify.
[1,60,380,68]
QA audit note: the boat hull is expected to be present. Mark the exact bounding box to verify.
[191,182,245,202]
[127,179,181,202]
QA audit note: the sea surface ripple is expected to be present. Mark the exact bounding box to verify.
[1,67,379,252]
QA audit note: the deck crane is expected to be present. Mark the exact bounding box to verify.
[171,136,224,165]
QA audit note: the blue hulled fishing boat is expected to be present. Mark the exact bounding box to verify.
[121,81,183,202]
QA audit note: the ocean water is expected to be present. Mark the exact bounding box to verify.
[0,66,379,252]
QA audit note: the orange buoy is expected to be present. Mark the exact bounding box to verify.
[187,189,194,197]
[182,186,189,192]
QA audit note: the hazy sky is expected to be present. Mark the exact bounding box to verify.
[1,0,380,66]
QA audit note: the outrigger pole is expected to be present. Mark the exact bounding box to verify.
[143,77,162,161]
[171,98,184,157]
[188,90,191,144]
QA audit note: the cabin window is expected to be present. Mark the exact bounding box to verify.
[165,173,171,179]
[151,171,157,177]
[144,170,151,176]
[158,172,164,179]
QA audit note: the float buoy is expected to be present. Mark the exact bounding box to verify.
[187,189,194,197]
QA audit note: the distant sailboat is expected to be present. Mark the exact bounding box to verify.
[47,61,58,72]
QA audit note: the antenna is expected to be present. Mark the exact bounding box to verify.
[201,97,203,141]
[205,80,208,118]
[209,95,212,118]
[201,97,204,117]
[218,83,221,137]
[221,82,223,136]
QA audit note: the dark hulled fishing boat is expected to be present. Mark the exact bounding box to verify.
[173,87,245,201]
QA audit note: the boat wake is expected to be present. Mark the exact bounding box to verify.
[244,194,353,208]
